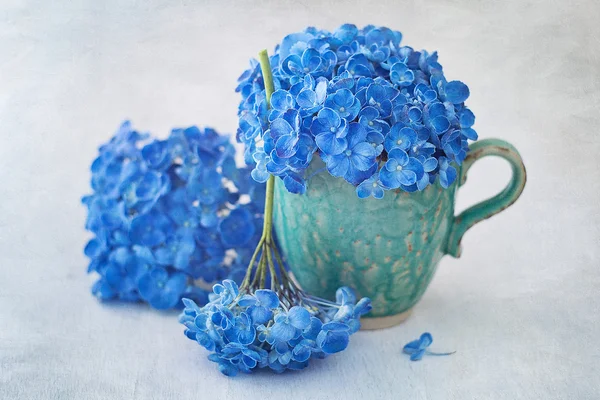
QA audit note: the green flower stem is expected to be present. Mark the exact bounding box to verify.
[261,176,275,244]
[258,254,267,287]
[258,49,276,108]
[258,48,276,246]
[238,50,308,301]
[240,49,278,292]
[240,237,264,288]
[273,241,290,285]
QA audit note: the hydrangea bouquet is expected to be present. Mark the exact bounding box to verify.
[178,51,372,376]
[82,122,265,309]
[236,24,477,197]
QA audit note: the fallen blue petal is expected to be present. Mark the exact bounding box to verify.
[403,332,454,361]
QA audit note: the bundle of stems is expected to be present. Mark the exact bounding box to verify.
[237,50,310,312]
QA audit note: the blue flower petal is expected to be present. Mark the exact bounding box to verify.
[270,89,294,111]
[271,321,297,343]
[315,133,348,156]
[249,305,273,325]
[296,89,317,109]
[324,154,350,177]
[410,349,426,361]
[275,135,299,159]
[444,80,470,104]
[270,118,294,140]
[218,208,255,247]
[288,306,311,329]
[459,108,475,128]
[461,128,478,140]
[403,339,421,353]
[282,173,306,194]
[255,289,280,309]
[419,332,433,348]
[317,328,350,354]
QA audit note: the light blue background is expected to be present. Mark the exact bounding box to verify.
[1,1,599,399]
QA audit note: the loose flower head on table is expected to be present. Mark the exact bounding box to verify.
[236,24,478,197]
[179,50,372,376]
[82,123,265,309]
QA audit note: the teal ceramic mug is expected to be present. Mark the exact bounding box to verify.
[273,138,526,329]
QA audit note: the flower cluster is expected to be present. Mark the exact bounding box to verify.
[82,121,265,309]
[236,24,477,197]
[179,279,371,376]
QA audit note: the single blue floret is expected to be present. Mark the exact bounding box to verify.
[403,332,455,361]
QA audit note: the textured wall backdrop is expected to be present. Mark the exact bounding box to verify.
[1,1,599,399]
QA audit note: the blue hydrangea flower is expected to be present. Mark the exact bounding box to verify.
[403,332,455,361]
[390,62,415,87]
[403,332,432,361]
[179,281,372,376]
[271,306,311,343]
[334,23,359,45]
[366,130,385,156]
[269,89,295,113]
[296,77,327,116]
[356,172,386,199]
[316,322,350,354]
[238,289,280,325]
[138,267,187,309]
[358,106,390,134]
[282,48,326,82]
[380,149,424,189]
[312,108,349,155]
[270,111,301,159]
[438,156,458,188]
[384,125,417,152]
[154,234,196,270]
[236,25,478,198]
[218,208,256,247]
[416,157,438,191]
[225,312,256,345]
[343,53,374,77]
[424,101,451,135]
[441,130,465,163]
[459,108,475,128]
[83,122,265,309]
[442,80,470,104]
[324,89,361,121]
[212,279,239,306]
[364,42,391,63]
[321,123,377,185]
[103,247,146,296]
[129,213,170,247]
[365,83,398,118]
[414,83,438,104]
[250,150,271,183]
[219,342,263,372]
[409,134,437,159]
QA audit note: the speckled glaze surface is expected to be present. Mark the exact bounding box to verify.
[273,139,526,325]
[274,160,456,318]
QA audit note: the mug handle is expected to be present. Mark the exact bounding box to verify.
[445,138,527,257]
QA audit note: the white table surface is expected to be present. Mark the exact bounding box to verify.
[1,1,599,399]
